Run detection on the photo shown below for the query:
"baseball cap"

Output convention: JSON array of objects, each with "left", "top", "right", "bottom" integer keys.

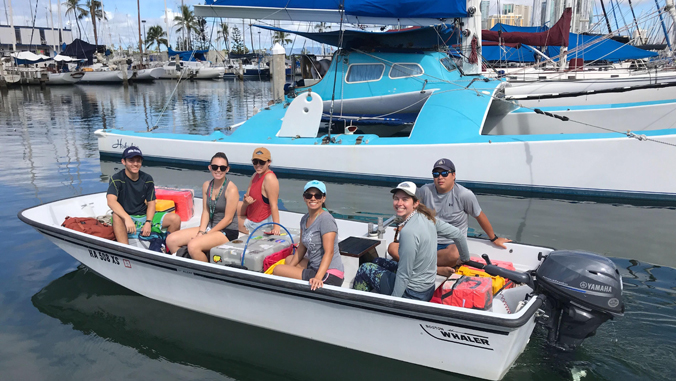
[
  {"left": 432, "top": 158, "right": 455, "bottom": 172},
  {"left": 304, "top": 180, "right": 327, "bottom": 194},
  {"left": 390, "top": 181, "right": 417, "bottom": 198},
  {"left": 252, "top": 147, "right": 271, "bottom": 161},
  {"left": 122, "top": 146, "right": 143, "bottom": 160}
]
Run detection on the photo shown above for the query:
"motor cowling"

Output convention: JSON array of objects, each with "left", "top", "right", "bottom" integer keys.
[{"left": 535, "top": 250, "right": 624, "bottom": 351}]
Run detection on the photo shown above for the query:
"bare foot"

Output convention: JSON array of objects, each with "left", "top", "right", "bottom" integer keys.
[{"left": 437, "top": 266, "right": 456, "bottom": 277}]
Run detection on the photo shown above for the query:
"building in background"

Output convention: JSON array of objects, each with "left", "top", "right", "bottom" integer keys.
[
  {"left": 0, "top": 25, "right": 74, "bottom": 56},
  {"left": 531, "top": 0, "right": 593, "bottom": 33},
  {"left": 487, "top": 14, "right": 524, "bottom": 29}
]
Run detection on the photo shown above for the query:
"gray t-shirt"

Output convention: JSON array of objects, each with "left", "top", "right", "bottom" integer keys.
[
  {"left": 300, "top": 211, "right": 344, "bottom": 273},
  {"left": 416, "top": 182, "right": 481, "bottom": 242}
]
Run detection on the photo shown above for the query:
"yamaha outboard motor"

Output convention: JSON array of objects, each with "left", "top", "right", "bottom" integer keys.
[
  {"left": 468, "top": 250, "right": 624, "bottom": 351},
  {"left": 534, "top": 250, "right": 624, "bottom": 351}
]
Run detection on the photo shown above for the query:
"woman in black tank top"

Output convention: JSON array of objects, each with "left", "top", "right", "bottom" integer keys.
[{"left": 166, "top": 153, "right": 240, "bottom": 262}]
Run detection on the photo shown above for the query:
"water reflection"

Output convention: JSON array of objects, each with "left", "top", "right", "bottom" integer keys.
[{"left": 31, "top": 266, "right": 464, "bottom": 381}]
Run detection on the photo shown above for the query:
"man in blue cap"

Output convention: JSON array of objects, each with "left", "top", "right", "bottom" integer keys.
[{"left": 106, "top": 146, "right": 181, "bottom": 244}]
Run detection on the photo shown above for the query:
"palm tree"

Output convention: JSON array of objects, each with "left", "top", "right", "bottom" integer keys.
[
  {"left": 272, "top": 31, "right": 292, "bottom": 47},
  {"left": 314, "top": 22, "right": 331, "bottom": 33},
  {"left": 62, "top": 0, "right": 89, "bottom": 39},
  {"left": 86, "top": 0, "right": 107, "bottom": 46},
  {"left": 314, "top": 22, "right": 331, "bottom": 55},
  {"left": 216, "top": 22, "right": 230, "bottom": 52},
  {"left": 173, "top": 4, "right": 197, "bottom": 50},
  {"left": 145, "top": 25, "right": 169, "bottom": 52}
]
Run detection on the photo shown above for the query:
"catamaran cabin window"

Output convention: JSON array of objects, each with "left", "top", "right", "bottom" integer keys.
[
  {"left": 440, "top": 57, "right": 458, "bottom": 72},
  {"left": 345, "top": 63, "right": 385, "bottom": 83},
  {"left": 168, "top": 62, "right": 176, "bottom": 66},
  {"left": 389, "top": 63, "right": 424, "bottom": 79}
]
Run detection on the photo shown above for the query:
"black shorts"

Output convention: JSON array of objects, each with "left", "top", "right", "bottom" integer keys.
[
  {"left": 223, "top": 229, "right": 239, "bottom": 241},
  {"left": 301, "top": 268, "right": 344, "bottom": 287}
]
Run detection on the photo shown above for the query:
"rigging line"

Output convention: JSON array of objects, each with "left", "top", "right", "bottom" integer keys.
[
  {"left": 151, "top": 47, "right": 199, "bottom": 131},
  {"left": 327, "top": 1, "right": 346, "bottom": 142},
  {"left": 497, "top": 98, "right": 676, "bottom": 148}
]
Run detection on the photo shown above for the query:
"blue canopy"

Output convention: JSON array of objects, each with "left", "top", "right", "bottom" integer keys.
[
  {"left": 481, "top": 44, "right": 537, "bottom": 62},
  {"left": 490, "top": 24, "right": 549, "bottom": 33},
  {"left": 548, "top": 33, "right": 658, "bottom": 62},
  {"left": 486, "top": 24, "right": 658, "bottom": 62},
  {"left": 198, "top": 0, "right": 467, "bottom": 24},
  {"left": 167, "top": 48, "right": 209, "bottom": 62},
  {"left": 255, "top": 24, "right": 460, "bottom": 50}
]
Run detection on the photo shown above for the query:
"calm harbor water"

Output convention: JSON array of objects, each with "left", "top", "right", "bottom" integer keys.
[{"left": 1, "top": 80, "right": 675, "bottom": 380}]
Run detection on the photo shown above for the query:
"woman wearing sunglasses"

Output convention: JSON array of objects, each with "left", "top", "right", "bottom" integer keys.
[
  {"left": 238, "top": 147, "right": 281, "bottom": 235},
  {"left": 273, "top": 180, "right": 344, "bottom": 290},
  {"left": 166, "top": 152, "right": 239, "bottom": 261},
  {"left": 353, "top": 181, "right": 469, "bottom": 301}
]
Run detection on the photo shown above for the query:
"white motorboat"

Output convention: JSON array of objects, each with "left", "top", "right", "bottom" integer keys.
[
  {"left": 80, "top": 67, "right": 125, "bottom": 83},
  {"left": 159, "top": 61, "right": 225, "bottom": 80},
  {"left": 19, "top": 192, "right": 623, "bottom": 380},
  {"left": 133, "top": 67, "right": 164, "bottom": 81}
]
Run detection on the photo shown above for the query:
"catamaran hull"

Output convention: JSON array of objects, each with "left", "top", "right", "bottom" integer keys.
[
  {"left": 95, "top": 129, "right": 676, "bottom": 201},
  {"left": 485, "top": 99, "right": 676, "bottom": 135},
  {"left": 19, "top": 193, "right": 546, "bottom": 380}
]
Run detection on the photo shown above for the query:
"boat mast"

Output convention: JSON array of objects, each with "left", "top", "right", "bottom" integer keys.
[
  {"left": 164, "top": 0, "right": 171, "bottom": 46},
  {"left": 56, "top": 0, "right": 63, "bottom": 52},
  {"left": 8, "top": 0, "right": 15, "bottom": 51},
  {"left": 462, "top": 0, "right": 482, "bottom": 75},
  {"left": 627, "top": 0, "right": 643, "bottom": 44},
  {"left": 49, "top": 0, "right": 56, "bottom": 54},
  {"left": 654, "top": 0, "right": 673, "bottom": 53},
  {"left": 137, "top": 0, "right": 143, "bottom": 54},
  {"left": 599, "top": 0, "right": 613, "bottom": 33}
]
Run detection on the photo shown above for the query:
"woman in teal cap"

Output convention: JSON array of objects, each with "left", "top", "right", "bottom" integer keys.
[{"left": 273, "top": 180, "right": 344, "bottom": 290}]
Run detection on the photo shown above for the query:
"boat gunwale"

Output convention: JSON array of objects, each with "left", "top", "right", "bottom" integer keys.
[{"left": 18, "top": 193, "right": 546, "bottom": 332}]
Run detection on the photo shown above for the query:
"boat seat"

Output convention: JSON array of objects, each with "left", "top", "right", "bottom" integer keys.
[{"left": 338, "top": 236, "right": 381, "bottom": 288}]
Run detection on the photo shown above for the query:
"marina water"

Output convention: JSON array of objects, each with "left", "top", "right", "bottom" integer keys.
[{"left": 1, "top": 80, "right": 675, "bottom": 380}]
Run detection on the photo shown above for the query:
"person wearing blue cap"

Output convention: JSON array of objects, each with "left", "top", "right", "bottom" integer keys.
[
  {"left": 106, "top": 146, "right": 181, "bottom": 244},
  {"left": 273, "top": 180, "right": 344, "bottom": 290}
]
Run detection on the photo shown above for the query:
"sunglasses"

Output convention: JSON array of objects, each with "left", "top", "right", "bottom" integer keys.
[
  {"left": 432, "top": 171, "right": 453, "bottom": 178},
  {"left": 210, "top": 164, "right": 228, "bottom": 172},
  {"left": 303, "top": 192, "right": 324, "bottom": 200},
  {"left": 252, "top": 159, "right": 268, "bottom": 166}
]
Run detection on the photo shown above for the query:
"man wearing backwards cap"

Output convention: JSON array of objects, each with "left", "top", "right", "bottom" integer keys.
[
  {"left": 415, "top": 158, "right": 511, "bottom": 274},
  {"left": 106, "top": 146, "right": 181, "bottom": 244}
]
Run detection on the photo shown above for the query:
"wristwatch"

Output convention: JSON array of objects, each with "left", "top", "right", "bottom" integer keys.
[
  {"left": 144, "top": 220, "right": 151, "bottom": 225},
  {"left": 490, "top": 235, "right": 499, "bottom": 242}
]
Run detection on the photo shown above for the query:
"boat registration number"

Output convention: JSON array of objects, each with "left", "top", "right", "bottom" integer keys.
[{"left": 88, "top": 248, "right": 121, "bottom": 266}]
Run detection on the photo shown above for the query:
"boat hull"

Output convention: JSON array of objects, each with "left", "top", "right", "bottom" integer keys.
[
  {"left": 80, "top": 71, "right": 124, "bottom": 83},
  {"left": 95, "top": 128, "right": 676, "bottom": 202},
  {"left": 134, "top": 68, "right": 163, "bottom": 81},
  {"left": 47, "top": 72, "right": 84, "bottom": 85},
  {"left": 19, "top": 193, "right": 546, "bottom": 380}
]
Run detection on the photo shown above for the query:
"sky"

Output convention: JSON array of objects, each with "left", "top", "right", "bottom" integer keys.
[{"left": 0, "top": 0, "right": 672, "bottom": 51}]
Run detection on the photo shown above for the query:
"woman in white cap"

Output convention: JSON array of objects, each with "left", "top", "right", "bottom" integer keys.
[
  {"left": 273, "top": 180, "right": 344, "bottom": 290},
  {"left": 353, "top": 181, "right": 469, "bottom": 301}
]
